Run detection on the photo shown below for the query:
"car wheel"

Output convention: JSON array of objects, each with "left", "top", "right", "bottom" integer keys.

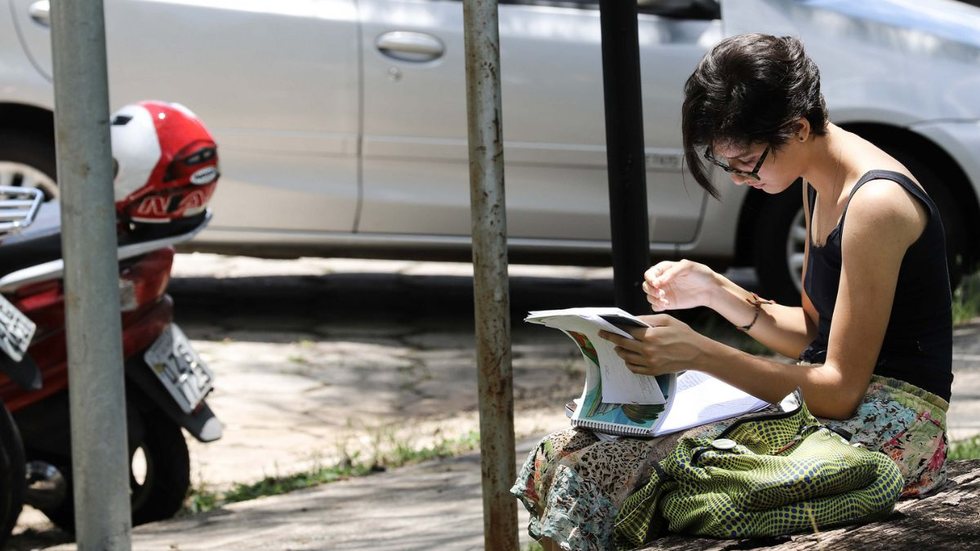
[
  {"left": 0, "top": 402, "right": 26, "bottom": 549},
  {"left": 884, "top": 150, "right": 969, "bottom": 292},
  {"left": 753, "top": 179, "right": 806, "bottom": 306},
  {"left": 38, "top": 403, "right": 190, "bottom": 530},
  {"left": 0, "top": 131, "right": 58, "bottom": 200},
  {"left": 752, "top": 154, "right": 968, "bottom": 307}
]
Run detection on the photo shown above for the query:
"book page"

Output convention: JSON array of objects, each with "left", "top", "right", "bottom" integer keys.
[
  {"left": 526, "top": 308, "right": 666, "bottom": 405},
  {"left": 653, "top": 370, "right": 768, "bottom": 436},
  {"left": 573, "top": 367, "right": 668, "bottom": 433}
]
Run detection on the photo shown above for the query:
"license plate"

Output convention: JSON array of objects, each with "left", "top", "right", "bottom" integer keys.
[
  {"left": 144, "top": 324, "right": 213, "bottom": 414},
  {"left": 0, "top": 294, "right": 36, "bottom": 362}
]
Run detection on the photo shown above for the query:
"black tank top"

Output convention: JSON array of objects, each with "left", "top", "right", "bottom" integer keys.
[{"left": 801, "top": 170, "right": 953, "bottom": 401}]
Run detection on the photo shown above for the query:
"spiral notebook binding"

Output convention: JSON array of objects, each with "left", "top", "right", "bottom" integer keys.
[{"left": 573, "top": 418, "right": 650, "bottom": 437}]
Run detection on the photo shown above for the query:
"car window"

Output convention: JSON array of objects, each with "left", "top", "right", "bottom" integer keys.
[
  {"left": 477, "top": 0, "right": 721, "bottom": 20},
  {"left": 637, "top": 0, "right": 719, "bottom": 19},
  {"left": 499, "top": 0, "right": 597, "bottom": 6}
]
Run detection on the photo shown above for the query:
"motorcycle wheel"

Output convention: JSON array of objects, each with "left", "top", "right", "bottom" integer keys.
[
  {"left": 128, "top": 409, "right": 191, "bottom": 525},
  {"left": 0, "top": 402, "right": 26, "bottom": 548},
  {"left": 38, "top": 402, "right": 191, "bottom": 530}
]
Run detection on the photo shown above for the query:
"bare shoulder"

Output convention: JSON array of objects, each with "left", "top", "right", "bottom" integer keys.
[{"left": 844, "top": 177, "right": 929, "bottom": 248}]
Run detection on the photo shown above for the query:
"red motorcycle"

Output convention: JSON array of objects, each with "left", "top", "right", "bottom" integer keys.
[{"left": 0, "top": 101, "right": 223, "bottom": 545}]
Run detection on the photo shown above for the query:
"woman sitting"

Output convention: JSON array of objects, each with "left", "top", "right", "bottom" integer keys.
[{"left": 512, "top": 33, "right": 952, "bottom": 550}]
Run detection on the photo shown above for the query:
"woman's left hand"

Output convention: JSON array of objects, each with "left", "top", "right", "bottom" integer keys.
[{"left": 599, "top": 314, "right": 711, "bottom": 376}]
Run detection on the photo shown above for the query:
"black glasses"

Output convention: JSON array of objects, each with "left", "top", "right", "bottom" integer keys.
[{"left": 703, "top": 145, "right": 770, "bottom": 181}]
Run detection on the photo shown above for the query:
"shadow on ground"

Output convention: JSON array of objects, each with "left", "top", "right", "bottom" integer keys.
[
  {"left": 168, "top": 271, "right": 616, "bottom": 326},
  {"left": 165, "top": 269, "right": 761, "bottom": 334}
]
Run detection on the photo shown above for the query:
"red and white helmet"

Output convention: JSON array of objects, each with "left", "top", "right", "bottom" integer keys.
[{"left": 111, "top": 100, "right": 219, "bottom": 224}]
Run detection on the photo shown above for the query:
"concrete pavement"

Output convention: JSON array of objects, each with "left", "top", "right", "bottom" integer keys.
[
  {"left": 9, "top": 256, "right": 980, "bottom": 550},
  {"left": 10, "top": 256, "right": 608, "bottom": 549}
]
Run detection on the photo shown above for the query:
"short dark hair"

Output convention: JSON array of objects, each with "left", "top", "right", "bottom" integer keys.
[{"left": 682, "top": 33, "right": 828, "bottom": 198}]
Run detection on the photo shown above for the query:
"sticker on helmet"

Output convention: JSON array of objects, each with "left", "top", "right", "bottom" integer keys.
[
  {"left": 178, "top": 189, "right": 209, "bottom": 213},
  {"left": 135, "top": 196, "right": 171, "bottom": 218},
  {"left": 190, "top": 166, "right": 218, "bottom": 185},
  {"left": 131, "top": 188, "right": 212, "bottom": 221}
]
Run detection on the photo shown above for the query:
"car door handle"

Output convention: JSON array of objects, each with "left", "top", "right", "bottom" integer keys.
[
  {"left": 375, "top": 31, "right": 444, "bottom": 62},
  {"left": 28, "top": 0, "right": 50, "bottom": 27}
]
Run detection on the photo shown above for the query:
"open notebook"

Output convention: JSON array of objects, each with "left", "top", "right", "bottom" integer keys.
[{"left": 528, "top": 307, "right": 768, "bottom": 438}]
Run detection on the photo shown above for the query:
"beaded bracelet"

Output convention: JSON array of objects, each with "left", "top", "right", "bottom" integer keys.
[{"left": 737, "top": 293, "right": 774, "bottom": 332}]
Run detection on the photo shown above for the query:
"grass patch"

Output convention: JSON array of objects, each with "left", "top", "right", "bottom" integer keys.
[
  {"left": 949, "top": 434, "right": 980, "bottom": 461},
  {"left": 185, "top": 430, "right": 481, "bottom": 514},
  {"left": 953, "top": 270, "right": 980, "bottom": 326}
]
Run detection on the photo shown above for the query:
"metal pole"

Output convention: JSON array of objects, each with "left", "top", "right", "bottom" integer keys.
[
  {"left": 50, "top": 0, "right": 133, "bottom": 548},
  {"left": 462, "top": 0, "right": 518, "bottom": 548},
  {"left": 599, "top": 0, "right": 651, "bottom": 314}
]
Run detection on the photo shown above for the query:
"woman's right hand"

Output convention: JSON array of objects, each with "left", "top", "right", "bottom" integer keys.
[{"left": 643, "top": 260, "right": 720, "bottom": 311}]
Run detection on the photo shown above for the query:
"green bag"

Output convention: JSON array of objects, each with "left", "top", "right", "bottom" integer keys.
[{"left": 614, "top": 395, "right": 904, "bottom": 548}]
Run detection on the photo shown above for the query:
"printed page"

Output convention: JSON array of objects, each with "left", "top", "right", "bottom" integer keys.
[
  {"left": 573, "top": 367, "right": 668, "bottom": 435},
  {"left": 654, "top": 370, "right": 768, "bottom": 436},
  {"left": 526, "top": 308, "right": 666, "bottom": 405}
]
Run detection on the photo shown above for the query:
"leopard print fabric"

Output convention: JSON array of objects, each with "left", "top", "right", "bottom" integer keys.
[{"left": 511, "top": 420, "right": 737, "bottom": 550}]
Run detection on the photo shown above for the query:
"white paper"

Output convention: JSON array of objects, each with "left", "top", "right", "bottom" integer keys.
[
  {"left": 654, "top": 370, "right": 768, "bottom": 435},
  {"left": 526, "top": 307, "right": 665, "bottom": 405}
]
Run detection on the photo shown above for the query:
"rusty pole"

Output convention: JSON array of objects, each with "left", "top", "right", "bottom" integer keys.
[{"left": 462, "top": 0, "right": 518, "bottom": 548}]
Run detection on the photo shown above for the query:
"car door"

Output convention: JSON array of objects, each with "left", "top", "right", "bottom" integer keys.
[
  {"left": 357, "top": 0, "right": 717, "bottom": 247},
  {"left": 9, "top": 0, "right": 360, "bottom": 234}
]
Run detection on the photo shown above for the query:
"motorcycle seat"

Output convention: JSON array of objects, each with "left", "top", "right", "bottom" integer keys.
[{"left": 0, "top": 203, "right": 64, "bottom": 276}]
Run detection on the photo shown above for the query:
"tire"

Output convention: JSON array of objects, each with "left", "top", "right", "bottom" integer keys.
[
  {"left": 752, "top": 150, "right": 970, "bottom": 306},
  {"left": 882, "top": 149, "right": 969, "bottom": 292},
  {"left": 128, "top": 409, "right": 191, "bottom": 525},
  {"left": 0, "top": 402, "right": 26, "bottom": 549},
  {"left": 37, "top": 402, "right": 191, "bottom": 530},
  {"left": 753, "top": 179, "right": 806, "bottom": 306},
  {"left": 0, "top": 130, "right": 58, "bottom": 200}
]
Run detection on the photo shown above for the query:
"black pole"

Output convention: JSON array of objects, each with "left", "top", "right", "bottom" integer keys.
[{"left": 598, "top": 0, "right": 650, "bottom": 315}]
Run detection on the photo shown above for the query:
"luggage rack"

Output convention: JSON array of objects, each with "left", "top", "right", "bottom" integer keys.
[{"left": 0, "top": 187, "right": 44, "bottom": 233}]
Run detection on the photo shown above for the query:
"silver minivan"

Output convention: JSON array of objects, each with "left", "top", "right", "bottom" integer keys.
[{"left": 0, "top": 0, "right": 977, "bottom": 302}]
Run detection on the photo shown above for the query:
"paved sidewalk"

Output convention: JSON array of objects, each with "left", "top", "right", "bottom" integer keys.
[
  {"left": 10, "top": 256, "right": 980, "bottom": 550},
  {"left": 41, "top": 315, "right": 980, "bottom": 551},
  {"left": 10, "top": 256, "right": 608, "bottom": 549},
  {"left": 48, "top": 441, "right": 543, "bottom": 551}
]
